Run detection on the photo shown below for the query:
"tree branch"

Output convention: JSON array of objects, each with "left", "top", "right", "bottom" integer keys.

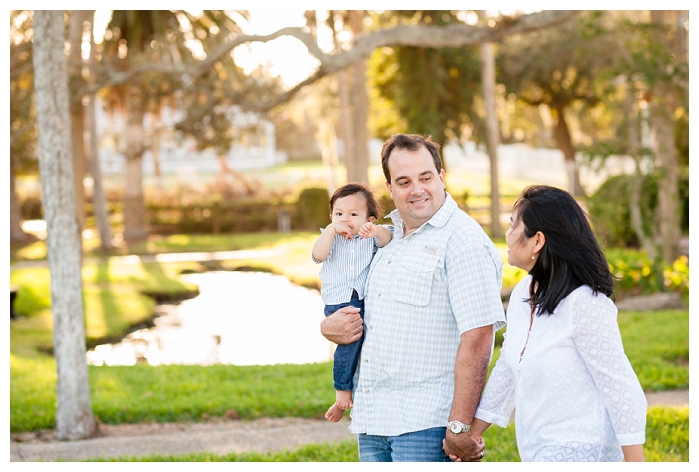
[{"left": 75, "top": 10, "right": 579, "bottom": 111}]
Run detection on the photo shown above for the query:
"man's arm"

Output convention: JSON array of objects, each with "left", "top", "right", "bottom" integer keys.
[
  {"left": 320, "top": 305, "right": 363, "bottom": 345},
  {"left": 443, "top": 325, "right": 493, "bottom": 461}
]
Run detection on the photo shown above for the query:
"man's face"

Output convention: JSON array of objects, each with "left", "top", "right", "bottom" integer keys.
[{"left": 385, "top": 145, "right": 446, "bottom": 232}]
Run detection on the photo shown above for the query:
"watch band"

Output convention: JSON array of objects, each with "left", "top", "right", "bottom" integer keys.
[{"left": 447, "top": 420, "right": 471, "bottom": 434}]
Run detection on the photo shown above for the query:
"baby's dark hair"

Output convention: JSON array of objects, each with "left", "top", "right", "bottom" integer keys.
[{"left": 329, "top": 183, "right": 382, "bottom": 220}]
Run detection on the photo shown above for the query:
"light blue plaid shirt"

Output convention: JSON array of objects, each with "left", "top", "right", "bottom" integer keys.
[{"left": 349, "top": 193, "right": 506, "bottom": 436}]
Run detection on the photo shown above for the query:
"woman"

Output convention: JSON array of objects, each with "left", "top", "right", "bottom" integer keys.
[{"left": 469, "top": 185, "right": 646, "bottom": 462}]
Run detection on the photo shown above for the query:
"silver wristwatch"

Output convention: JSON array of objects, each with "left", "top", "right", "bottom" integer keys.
[{"left": 447, "top": 420, "right": 471, "bottom": 434}]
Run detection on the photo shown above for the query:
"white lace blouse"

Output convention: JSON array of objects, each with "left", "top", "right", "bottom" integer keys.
[{"left": 475, "top": 276, "right": 647, "bottom": 462}]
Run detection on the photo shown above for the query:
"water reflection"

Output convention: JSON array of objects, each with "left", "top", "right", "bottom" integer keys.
[{"left": 87, "top": 271, "right": 333, "bottom": 367}]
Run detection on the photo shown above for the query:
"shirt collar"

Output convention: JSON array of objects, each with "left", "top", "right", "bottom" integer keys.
[{"left": 389, "top": 192, "right": 457, "bottom": 234}]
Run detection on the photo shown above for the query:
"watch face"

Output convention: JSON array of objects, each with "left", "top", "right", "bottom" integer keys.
[{"left": 450, "top": 422, "right": 461, "bottom": 433}]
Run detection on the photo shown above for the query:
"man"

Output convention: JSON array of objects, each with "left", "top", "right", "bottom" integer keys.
[{"left": 321, "top": 134, "right": 506, "bottom": 462}]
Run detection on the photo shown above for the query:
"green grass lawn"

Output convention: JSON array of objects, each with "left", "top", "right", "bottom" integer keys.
[{"left": 10, "top": 305, "right": 688, "bottom": 433}]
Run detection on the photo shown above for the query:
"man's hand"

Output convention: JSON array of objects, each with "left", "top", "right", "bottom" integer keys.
[
  {"left": 320, "top": 305, "right": 363, "bottom": 345},
  {"left": 443, "top": 432, "right": 485, "bottom": 462}
]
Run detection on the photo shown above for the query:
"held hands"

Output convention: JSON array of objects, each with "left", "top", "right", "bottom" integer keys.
[
  {"left": 443, "top": 432, "right": 485, "bottom": 462},
  {"left": 358, "top": 221, "right": 380, "bottom": 239}
]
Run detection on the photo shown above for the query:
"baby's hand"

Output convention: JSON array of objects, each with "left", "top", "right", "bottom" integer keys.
[
  {"left": 358, "top": 222, "right": 378, "bottom": 239},
  {"left": 332, "top": 222, "right": 353, "bottom": 240}
]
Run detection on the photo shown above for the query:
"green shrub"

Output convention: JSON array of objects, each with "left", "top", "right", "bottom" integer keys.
[
  {"left": 587, "top": 173, "right": 689, "bottom": 248},
  {"left": 294, "top": 188, "right": 330, "bottom": 231},
  {"left": 376, "top": 192, "right": 396, "bottom": 224},
  {"left": 146, "top": 200, "right": 285, "bottom": 235}
]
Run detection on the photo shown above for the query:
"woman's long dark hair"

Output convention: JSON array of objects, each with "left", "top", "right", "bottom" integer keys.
[{"left": 513, "top": 185, "right": 613, "bottom": 316}]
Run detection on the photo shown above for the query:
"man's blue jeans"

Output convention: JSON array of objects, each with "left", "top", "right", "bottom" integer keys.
[
  {"left": 357, "top": 427, "right": 451, "bottom": 462},
  {"left": 324, "top": 290, "right": 364, "bottom": 391}
]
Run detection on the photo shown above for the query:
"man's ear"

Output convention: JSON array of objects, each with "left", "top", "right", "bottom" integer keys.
[{"left": 385, "top": 181, "right": 393, "bottom": 197}]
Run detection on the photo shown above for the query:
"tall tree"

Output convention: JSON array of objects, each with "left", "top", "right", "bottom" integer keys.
[
  {"left": 478, "top": 11, "right": 502, "bottom": 239},
  {"left": 347, "top": 10, "right": 369, "bottom": 184},
  {"left": 370, "top": 11, "right": 483, "bottom": 149},
  {"left": 68, "top": 10, "right": 90, "bottom": 236},
  {"left": 328, "top": 10, "right": 354, "bottom": 187},
  {"left": 10, "top": 11, "right": 36, "bottom": 243},
  {"left": 102, "top": 10, "right": 190, "bottom": 242},
  {"left": 498, "top": 11, "right": 615, "bottom": 196},
  {"left": 85, "top": 10, "right": 114, "bottom": 250},
  {"left": 32, "top": 9, "right": 97, "bottom": 440},
  {"left": 647, "top": 10, "right": 684, "bottom": 263},
  {"left": 580, "top": 11, "right": 688, "bottom": 266}
]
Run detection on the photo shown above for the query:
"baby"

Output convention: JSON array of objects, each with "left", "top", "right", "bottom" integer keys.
[{"left": 312, "top": 183, "right": 393, "bottom": 422}]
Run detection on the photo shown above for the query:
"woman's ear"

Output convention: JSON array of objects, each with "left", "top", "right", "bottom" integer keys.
[{"left": 533, "top": 231, "right": 546, "bottom": 254}]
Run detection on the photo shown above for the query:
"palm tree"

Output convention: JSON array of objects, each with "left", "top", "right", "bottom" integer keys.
[
  {"left": 101, "top": 10, "right": 248, "bottom": 242},
  {"left": 101, "top": 11, "right": 191, "bottom": 242}
]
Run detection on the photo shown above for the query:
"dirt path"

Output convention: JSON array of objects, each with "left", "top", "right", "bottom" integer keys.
[{"left": 10, "top": 389, "right": 689, "bottom": 462}]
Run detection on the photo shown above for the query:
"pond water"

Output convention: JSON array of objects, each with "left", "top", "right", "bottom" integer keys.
[{"left": 86, "top": 271, "right": 333, "bottom": 367}]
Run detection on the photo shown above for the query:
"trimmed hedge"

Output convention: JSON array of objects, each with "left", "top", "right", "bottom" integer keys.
[{"left": 20, "top": 188, "right": 335, "bottom": 235}]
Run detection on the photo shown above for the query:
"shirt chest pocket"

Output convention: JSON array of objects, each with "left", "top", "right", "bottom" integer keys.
[{"left": 391, "top": 249, "right": 443, "bottom": 307}]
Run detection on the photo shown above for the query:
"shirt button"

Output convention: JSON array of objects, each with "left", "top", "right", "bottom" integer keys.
[
  {"left": 377, "top": 293, "right": 381, "bottom": 297},
  {"left": 369, "top": 326, "right": 373, "bottom": 330},
  {"left": 388, "top": 260, "right": 392, "bottom": 264}
]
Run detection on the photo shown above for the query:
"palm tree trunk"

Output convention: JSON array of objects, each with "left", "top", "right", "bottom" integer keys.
[
  {"left": 552, "top": 105, "right": 583, "bottom": 196},
  {"left": 330, "top": 11, "right": 354, "bottom": 183},
  {"left": 32, "top": 9, "right": 97, "bottom": 441},
  {"left": 348, "top": 10, "right": 369, "bottom": 184},
  {"left": 478, "top": 24, "right": 502, "bottom": 238},
  {"left": 85, "top": 10, "right": 114, "bottom": 251},
  {"left": 151, "top": 112, "right": 163, "bottom": 190},
  {"left": 649, "top": 10, "right": 681, "bottom": 264},
  {"left": 68, "top": 10, "right": 89, "bottom": 237},
  {"left": 123, "top": 86, "right": 148, "bottom": 242},
  {"left": 651, "top": 105, "right": 680, "bottom": 263}
]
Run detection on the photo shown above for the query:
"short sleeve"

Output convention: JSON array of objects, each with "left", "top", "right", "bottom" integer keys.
[
  {"left": 374, "top": 225, "right": 395, "bottom": 250},
  {"left": 446, "top": 242, "right": 505, "bottom": 333}
]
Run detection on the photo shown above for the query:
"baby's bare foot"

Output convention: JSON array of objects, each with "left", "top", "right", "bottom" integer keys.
[{"left": 325, "top": 403, "right": 345, "bottom": 422}]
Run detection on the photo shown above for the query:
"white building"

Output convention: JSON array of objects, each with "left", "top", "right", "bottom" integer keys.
[{"left": 95, "top": 100, "right": 287, "bottom": 177}]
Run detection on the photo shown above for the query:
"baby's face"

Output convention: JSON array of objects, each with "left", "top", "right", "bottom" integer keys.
[{"left": 330, "top": 194, "right": 373, "bottom": 236}]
